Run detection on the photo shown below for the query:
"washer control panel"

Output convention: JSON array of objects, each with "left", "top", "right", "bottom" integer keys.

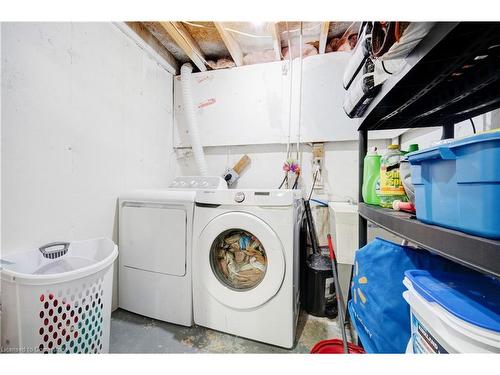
[
  {"left": 169, "top": 176, "right": 227, "bottom": 190},
  {"left": 234, "top": 192, "right": 245, "bottom": 203}
]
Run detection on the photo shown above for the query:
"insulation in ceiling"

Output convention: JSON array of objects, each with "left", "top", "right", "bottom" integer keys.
[
  {"left": 142, "top": 22, "right": 190, "bottom": 62},
  {"left": 137, "top": 21, "right": 359, "bottom": 70},
  {"left": 182, "top": 21, "right": 231, "bottom": 60}
]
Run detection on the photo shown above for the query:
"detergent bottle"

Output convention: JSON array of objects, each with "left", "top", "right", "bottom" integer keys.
[
  {"left": 402, "top": 143, "right": 419, "bottom": 155},
  {"left": 379, "top": 144, "right": 408, "bottom": 208},
  {"left": 362, "top": 147, "right": 381, "bottom": 205}
]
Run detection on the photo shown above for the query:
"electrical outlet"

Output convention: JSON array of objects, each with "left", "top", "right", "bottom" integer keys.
[
  {"left": 312, "top": 143, "right": 324, "bottom": 189},
  {"left": 312, "top": 143, "right": 324, "bottom": 158}
]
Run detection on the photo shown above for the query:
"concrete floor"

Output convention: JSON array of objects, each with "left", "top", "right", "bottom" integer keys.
[{"left": 110, "top": 308, "right": 351, "bottom": 353}]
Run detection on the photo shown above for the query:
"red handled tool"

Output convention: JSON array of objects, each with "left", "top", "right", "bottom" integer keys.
[
  {"left": 311, "top": 234, "right": 365, "bottom": 354},
  {"left": 327, "top": 234, "right": 349, "bottom": 354}
]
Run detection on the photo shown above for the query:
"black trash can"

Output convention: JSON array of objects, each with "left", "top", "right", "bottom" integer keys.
[{"left": 304, "top": 253, "right": 337, "bottom": 318}]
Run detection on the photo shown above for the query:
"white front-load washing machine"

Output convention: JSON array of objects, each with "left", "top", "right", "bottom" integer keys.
[
  {"left": 192, "top": 189, "right": 303, "bottom": 348},
  {"left": 118, "top": 176, "right": 226, "bottom": 327}
]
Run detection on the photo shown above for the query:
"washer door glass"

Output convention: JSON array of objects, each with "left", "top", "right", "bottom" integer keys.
[
  {"left": 197, "top": 211, "right": 286, "bottom": 309},
  {"left": 210, "top": 229, "right": 267, "bottom": 290}
]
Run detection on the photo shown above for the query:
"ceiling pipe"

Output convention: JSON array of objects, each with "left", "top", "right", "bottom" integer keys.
[{"left": 180, "top": 63, "right": 208, "bottom": 176}]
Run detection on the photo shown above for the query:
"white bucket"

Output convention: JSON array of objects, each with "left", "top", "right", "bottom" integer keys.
[
  {"left": 403, "top": 276, "right": 500, "bottom": 353},
  {"left": 1, "top": 238, "right": 117, "bottom": 354}
]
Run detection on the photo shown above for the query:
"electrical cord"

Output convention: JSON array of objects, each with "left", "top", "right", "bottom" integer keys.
[
  {"left": 308, "top": 170, "right": 319, "bottom": 201},
  {"left": 300, "top": 175, "right": 321, "bottom": 222},
  {"left": 285, "top": 21, "right": 293, "bottom": 159},
  {"left": 181, "top": 21, "right": 322, "bottom": 39},
  {"left": 292, "top": 173, "right": 300, "bottom": 189},
  {"left": 310, "top": 198, "right": 328, "bottom": 207},
  {"left": 278, "top": 174, "right": 287, "bottom": 189},
  {"left": 296, "top": 21, "right": 303, "bottom": 165},
  {"left": 470, "top": 118, "right": 477, "bottom": 134}
]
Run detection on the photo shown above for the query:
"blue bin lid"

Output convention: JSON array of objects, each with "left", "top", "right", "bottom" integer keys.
[
  {"left": 405, "top": 269, "right": 500, "bottom": 332},
  {"left": 407, "top": 130, "right": 500, "bottom": 163}
]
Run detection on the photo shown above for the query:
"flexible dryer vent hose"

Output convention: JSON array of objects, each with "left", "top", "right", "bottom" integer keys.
[{"left": 180, "top": 63, "right": 208, "bottom": 176}]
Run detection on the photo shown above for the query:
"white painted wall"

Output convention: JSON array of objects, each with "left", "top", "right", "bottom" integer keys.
[
  {"left": 1, "top": 22, "right": 174, "bottom": 312},
  {"left": 172, "top": 138, "right": 389, "bottom": 203},
  {"left": 171, "top": 52, "right": 399, "bottom": 201},
  {"left": 173, "top": 52, "right": 405, "bottom": 148},
  {"left": 400, "top": 115, "right": 486, "bottom": 150}
]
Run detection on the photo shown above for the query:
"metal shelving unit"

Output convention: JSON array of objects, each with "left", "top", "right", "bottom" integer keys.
[
  {"left": 357, "top": 22, "right": 500, "bottom": 278},
  {"left": 359, "top": 204, "right": 500, "bottom": 277}
]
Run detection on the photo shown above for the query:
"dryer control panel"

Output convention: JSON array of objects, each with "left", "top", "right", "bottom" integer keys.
[{"left": 169, "top": 176, "right": 227, "bottom": 190}]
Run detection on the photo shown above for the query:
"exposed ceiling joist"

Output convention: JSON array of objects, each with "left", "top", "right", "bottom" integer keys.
[
  {"left": 214, "top": 22, "right": 243, "bottom": 66},
  {"left": 117, "top": 22, "right": 179, "bottom": 74},
  {"left": 158, "top": 21, "right": 207, "bottom": 72},
  {"left": 319, "top": 22, "right": 330, "bottom": 54},
  {"left": 270, "top": 23, "right": 282, "bottom": 61}
]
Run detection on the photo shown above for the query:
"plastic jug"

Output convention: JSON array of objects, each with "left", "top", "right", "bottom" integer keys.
[
  {"left": 362, "top": 147, "right": 381, "bottom": 205},
  {"left": 379, "top": 144, "right": 407, "bottom": 208},
  {"left": 402, "top": 144, "right": 419, "bottom": 155}
]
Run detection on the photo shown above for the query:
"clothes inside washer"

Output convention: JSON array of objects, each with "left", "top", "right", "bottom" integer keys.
[{"left": 210, "top": 229, "right": 268, "bottom": 290}]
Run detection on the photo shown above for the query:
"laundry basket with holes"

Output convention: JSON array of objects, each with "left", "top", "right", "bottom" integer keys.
[{"left": 0, "top": 238, "right": 118, "bottom": 354}]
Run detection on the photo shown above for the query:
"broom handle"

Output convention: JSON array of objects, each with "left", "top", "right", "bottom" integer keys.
[
  {"left": 327, "top": 234, "right": 349, "bottom": 354},
  {"left": 304, "top": 200, "right": 321, "bottom": 255}
]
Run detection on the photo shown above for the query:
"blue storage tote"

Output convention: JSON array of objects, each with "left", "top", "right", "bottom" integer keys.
[
  {"left": 347, "top": 237, "right": 474, "bottom": 354},
  {"left": 408, "top": 131, "right": 500, "bottom": 239}
]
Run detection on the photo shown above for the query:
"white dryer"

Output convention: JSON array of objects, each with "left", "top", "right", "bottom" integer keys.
[
  {"left": 192, "top": 189, "right": 302, "bottom": 348},
  {"left": 118, "top": 176, "right": 226, "bottom": 327}
]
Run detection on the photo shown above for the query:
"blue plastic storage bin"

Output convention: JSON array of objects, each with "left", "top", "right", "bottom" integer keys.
[{"left": 408, "top": 131, "right": 500, "bottom": 239}]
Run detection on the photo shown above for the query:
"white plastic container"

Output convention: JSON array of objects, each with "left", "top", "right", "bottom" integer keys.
[
  {"left": 403, "top": 270, "right": 500, "bottom": 353},
  {"left": 1, "top": 238, "right": 117, "bottom": 354}
]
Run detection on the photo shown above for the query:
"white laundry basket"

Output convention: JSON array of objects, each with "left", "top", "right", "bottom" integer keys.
[{"left": 1, "top": 238, "right": 117, "bottom": 354}]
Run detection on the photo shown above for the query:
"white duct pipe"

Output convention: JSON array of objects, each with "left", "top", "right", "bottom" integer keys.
[{"left": 180, "top": 63, "right": 208, "bottom": 176}]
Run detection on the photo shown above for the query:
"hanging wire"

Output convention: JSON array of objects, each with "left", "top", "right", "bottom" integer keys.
[
  {"left": 308, "top": 170, "right": 319, "bottom": 201},
  {"left": 285, "top": 21, "right": 293, "bottom": 160},
  {"left": 182, "top": 21, "right": 272, "bottom": 39},
  {"left": 280, "top": 22, "right": 321, "bottom": 36},
  {"left": 181, "top": 21, "right": 322, "bottom": 39},
  {"left": 225, "top": 27, "right": 273, "bottom": 39},
  {"left": 470, "top": 118, "right": 477, "bottom": 134},
  {"left": 292, "top": 172, "right": 300, "bottom": 189},
  {"left": 278, "top": 174, "right": 287, "bottom": 189},
  {"left": 181, "top": 21, "right": 207, "bottom": 28},
  {"left": 296, "top": 21, "right": 303, "bottom": 165}
]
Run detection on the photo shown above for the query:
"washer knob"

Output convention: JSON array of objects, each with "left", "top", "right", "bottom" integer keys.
[{"left": 234, "top": 192, "right": 245, "bottom": 203}]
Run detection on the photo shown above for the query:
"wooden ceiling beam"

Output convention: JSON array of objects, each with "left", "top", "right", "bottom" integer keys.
[
  {"left": 158, "top": 21, "right": 207, "bottom": 72},
  {"left": 214, "top": 22, "right": 243, "bottom": 66},
  {"left": 270, "top": 22, "right": 282, "bottom": 61},
  {"left": 117, "top": 22, "right": 179, "bottom": 74},
  {"left": 319, "top": 21, "right": 330, "bottom": 54}
]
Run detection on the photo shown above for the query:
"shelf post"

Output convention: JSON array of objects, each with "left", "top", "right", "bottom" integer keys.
[
  {"left": 358, "top": 129, "right": 368, "bottom": 248},
  {"left": 441, "top": 123, "right": 455, "bottom": 140}
]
